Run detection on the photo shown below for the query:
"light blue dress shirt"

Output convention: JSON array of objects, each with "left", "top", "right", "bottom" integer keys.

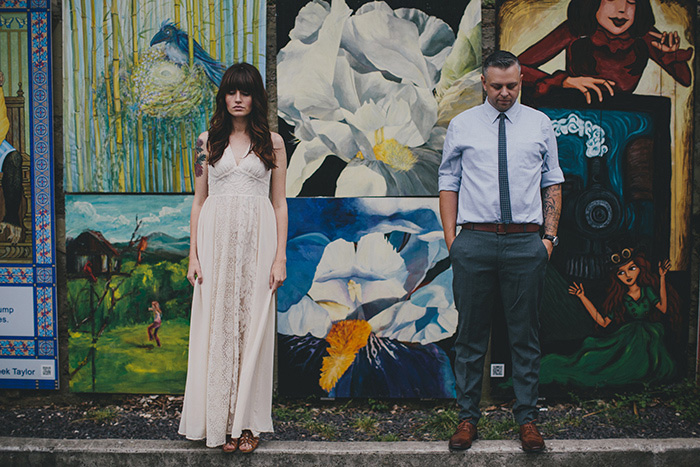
[{"left": 439, "top": 100, "right": 564, "bottom": 226}]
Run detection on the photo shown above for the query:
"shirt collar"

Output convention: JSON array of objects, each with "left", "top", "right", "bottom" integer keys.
[{"left": 483, "top": 99, "right": 521, "bottom": 124}]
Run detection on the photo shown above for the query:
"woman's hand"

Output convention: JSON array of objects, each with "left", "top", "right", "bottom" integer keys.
[
  {"left": 269, "top": 259, "right": 286, "bottom": 291},
  {"left": 563, "top": 76, "right": 615, "bottom": 104},
  {"left": 187, "top": 257, "right": 203, "bottom": 286},
  {"left": 568, "top": 282, "right": 586, "bottom": 298},
  {"left": 649, "top": 30, "right": 680, "bottom": 54},
  {"left": 658, "top": 259, "right": 671, "bottom": 277}
]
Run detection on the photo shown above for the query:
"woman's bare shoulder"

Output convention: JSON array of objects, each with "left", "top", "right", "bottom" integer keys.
[{"left": 270, "top": 131, "right": 284, "bottom": 147}]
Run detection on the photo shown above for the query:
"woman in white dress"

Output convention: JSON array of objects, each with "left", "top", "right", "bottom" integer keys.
[{"left": 179, "top": 63, "right": 287, "bottom": 453}]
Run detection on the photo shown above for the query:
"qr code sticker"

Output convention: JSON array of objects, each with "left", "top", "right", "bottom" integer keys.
[
  {"left": 41, "top": 365, "right": 53, "bottom": 377},
  {"left": 490, "top": 364, "right": 505, "bottom": 378}
]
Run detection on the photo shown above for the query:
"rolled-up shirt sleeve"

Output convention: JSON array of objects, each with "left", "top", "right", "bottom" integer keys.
[
  {"left": 439, "top": 120, "right": 462, "bottom": 192},
  {"left": 540, "top": 116, "right": 565, "bottom": 188}
]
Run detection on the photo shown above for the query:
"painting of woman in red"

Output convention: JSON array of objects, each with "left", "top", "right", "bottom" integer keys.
[{"left": 518, "top": 0, "right": 693, "bottom": 103}]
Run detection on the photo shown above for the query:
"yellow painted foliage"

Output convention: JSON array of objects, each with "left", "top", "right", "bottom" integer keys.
[{"left": 319, "top": 320, "right": 372, "bottom": 393}]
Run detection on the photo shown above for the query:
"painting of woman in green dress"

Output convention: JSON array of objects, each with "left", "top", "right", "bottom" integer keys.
[{"left": 539, "top": 248, "right": 680, "bottom": 387}]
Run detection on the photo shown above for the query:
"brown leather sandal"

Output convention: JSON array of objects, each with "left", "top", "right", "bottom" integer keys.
[
  {"left": 222, "top": 436, "right": 238, "bottom": 453},
  {"left": 238, "top": 429, "right": 259, "bottom": 453}
]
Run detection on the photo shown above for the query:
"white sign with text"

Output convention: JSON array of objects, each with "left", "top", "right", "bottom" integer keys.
[
  {"left": 0, "top": 358, "right": 55, "bottom": 380},
  {"left": 0, "top": 286, "right": 35, "bottom": 336}
]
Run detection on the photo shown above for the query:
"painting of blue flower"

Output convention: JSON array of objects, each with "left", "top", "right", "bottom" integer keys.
[{"left": 277, "top": 198, "right": 457, "bottom": 398}]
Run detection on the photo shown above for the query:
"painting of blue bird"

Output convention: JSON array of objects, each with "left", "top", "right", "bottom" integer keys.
[{"left": 150, "top": 20, "right": 226, "bottom": 87}]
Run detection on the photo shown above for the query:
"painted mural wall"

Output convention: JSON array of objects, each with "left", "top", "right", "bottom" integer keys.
[
  {"left": 64, "top": 0, "right": 267, "bottom": 393},
  {"left": 278, "top": 198, "right": 457, "bottom": 397},
  {"left": 63, "top": 0, "right": 266, "bottom": 193},
  {"left": 0, "top": 1, "right": 59, "bottom": 390},
  {"left": 276, "top": 0, "right": 481, "bottom": 398},
  {"left": 277, "top": 0, "right": 482, "bottom": 198},
  {"left": 65, "top": 195, "right": 192, "bottom": 393},
  {"left": 493, "top": 0, "right": 693, "bottom": 392}
]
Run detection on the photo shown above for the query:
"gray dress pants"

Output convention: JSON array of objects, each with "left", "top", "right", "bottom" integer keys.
[{"left": 449, "top": 228, "right": 548, "bottom": 425}]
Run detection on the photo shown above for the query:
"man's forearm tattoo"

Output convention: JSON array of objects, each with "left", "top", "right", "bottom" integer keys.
[
  {"left": 543, "top": 184, "right": 562, "bottom": 235},
  {"left": 194, "top": 138, "right": 206, "bottom": 177}
]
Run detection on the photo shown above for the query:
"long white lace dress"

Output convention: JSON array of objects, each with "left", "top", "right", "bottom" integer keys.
[{"left": 178, "top": 145, "right": 276, "bottom": 447}]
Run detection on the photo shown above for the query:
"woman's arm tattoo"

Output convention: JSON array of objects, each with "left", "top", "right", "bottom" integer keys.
[{"left": 194, "top": 138, "right": 206, "bottom": 177}]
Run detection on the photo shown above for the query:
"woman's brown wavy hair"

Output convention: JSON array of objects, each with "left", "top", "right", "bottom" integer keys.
[{"left": 207, "top": 63, "right": 276, "bottom": 169}]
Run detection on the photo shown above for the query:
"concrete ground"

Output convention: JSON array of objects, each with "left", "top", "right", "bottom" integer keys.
[{"left": 1, "top": 437, "right": 699, "bottom": 466}]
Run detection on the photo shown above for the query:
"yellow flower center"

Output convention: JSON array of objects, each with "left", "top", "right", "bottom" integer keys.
[
  {"left": 354, "top": 128, "right": 417, "bottom": 172},
  {"left": 319, "top": 320, "right": 372, "bottom": 393}
]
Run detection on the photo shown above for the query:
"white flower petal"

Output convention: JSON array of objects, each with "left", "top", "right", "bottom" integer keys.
[
  {"left": 437, "top": 69, "right": 483, "bottom": 127},
  {"left": 286, "top": 138, "right": 333, "bottom": 196},
  {"left": 395, "top": 7, "right": 455, "bottom": 70},
  {"left": 369, "top": 300, "right": 456, "bottom": 345},
  {"left": 435, "top": 0, "right": 482, "bottom": 101},
  {"left": 342, "top": 8, "right": 432, "bottom": 88},
  {"left": 289, "top": 0, "right": 331, "bottom": 43},
  {"left": 356, "top": 232, "right": 408, "bottom": 284},
  {"left": 309, "top": 279, "right": 355, "bottom": 312},
  {"left": 332, "top": 52, "right": 362, "bottom": 113},
  {"left": 308, "top": 233, "right": 409, "bottom": 307},
  {"left": 277, "top": 0, "right": 351, "bottom": 125},
  {"left": 309, "top": 119, "right": 358, "bottom": 158},
  {"left": 278, "top": 295, "right": 333, "bottom": 338},
  {"left": 336, "top": 164, "right": 387, "bottom": 197}
]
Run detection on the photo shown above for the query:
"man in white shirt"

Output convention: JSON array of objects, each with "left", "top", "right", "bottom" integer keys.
[{"left": 439, "top": 51, "right": 563, "bottom": 453}]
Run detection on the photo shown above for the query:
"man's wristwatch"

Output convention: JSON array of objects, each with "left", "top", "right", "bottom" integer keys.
[{"left": 542, "top": 234, "right": 559, "bottom": 247}]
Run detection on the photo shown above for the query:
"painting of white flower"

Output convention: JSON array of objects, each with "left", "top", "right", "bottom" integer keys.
[{"left": 277, "top": 0, "right": 482, "bottom": 197}]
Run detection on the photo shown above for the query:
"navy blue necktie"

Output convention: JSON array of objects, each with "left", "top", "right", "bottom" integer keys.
[{"left": 498, "top": 113, "right": 512, "bottom": 223}]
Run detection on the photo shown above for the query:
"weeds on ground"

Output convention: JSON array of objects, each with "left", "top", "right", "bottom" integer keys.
[
  {"left": 375, "top": 433, "right": 401, "bottom": 442},
  {"left": 421, "top": 409, "right": 458, "bottom": 440},
  {"left": 477, "top": 416, "right": 518, "bottom": 440},
  {"left": 353, "top": 415, "right": 378, "bottom": 433},
  {"left": 368, "top": 399, "right": 389, "bottom": 412},
  {"left": 303, "top": 420, "right": 338, "bottom": 440},
  {"left": 562, "top": 379, "right": 700, "bottom": 426},
  {"left": 273, "top": 405, "right": 312, "bottom": 423},
  {"left": 666, "top": 379, "right": 700, "bottom": 422},
  {"left": 540, "top": 411, "right": 583, "bottom": 436},
  {"left": 78, "top": 406, "right": 119, "bottom": 423}
]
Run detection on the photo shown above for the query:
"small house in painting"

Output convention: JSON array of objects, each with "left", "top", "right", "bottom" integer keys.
[{"left": 66, "top": 230, "right": 121, "bottom": 278}]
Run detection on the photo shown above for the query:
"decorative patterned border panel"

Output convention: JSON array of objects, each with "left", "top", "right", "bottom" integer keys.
[
  {"left": 0, "top": 2, "right": 29, "bottom": 9},
  {"left": 0, "top": 268, "right": 33, "bottom": 284},
  {"left": 0, "top": 340, "right": 35, "bottom": 357},
  {"left": 0, "top": 2, "right": 58, "bottom": 390}
]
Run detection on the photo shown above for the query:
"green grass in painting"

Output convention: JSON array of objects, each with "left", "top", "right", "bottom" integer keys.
[{"left": 69, "top": 318, "right": 189, "bottom": 393}]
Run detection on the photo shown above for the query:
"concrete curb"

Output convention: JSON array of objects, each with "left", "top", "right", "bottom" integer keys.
[{"left": 1, "top": 437, "right": 699, "bottom": 466}]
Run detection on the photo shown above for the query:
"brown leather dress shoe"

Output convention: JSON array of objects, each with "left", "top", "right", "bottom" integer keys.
[
  {"left": 519, "top": 422, "right": 545, "bottom": 452},
  {"left": 448, "top": 419, "right": 478, "bottom": 451}
]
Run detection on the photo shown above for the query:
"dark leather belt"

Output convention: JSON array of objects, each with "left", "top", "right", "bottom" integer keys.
[{"left": 460, "top": 223, "right": 540, "bottom": 234}]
